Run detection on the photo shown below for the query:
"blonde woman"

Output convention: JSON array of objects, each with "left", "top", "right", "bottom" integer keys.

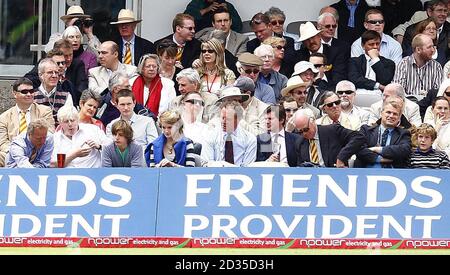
[
  {"left": 62, "top": 26, "right": 97, "bottom": 75},
  {"left": 144, "top": 110, "right": 195, "bottom": 167},
  {"left": 197, "top": 38, "right": 235, "bottom": 97}
]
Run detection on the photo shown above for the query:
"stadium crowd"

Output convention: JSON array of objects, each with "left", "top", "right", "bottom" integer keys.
[{"left": 1, "top": 0, "right": 450, "bottom": 169}]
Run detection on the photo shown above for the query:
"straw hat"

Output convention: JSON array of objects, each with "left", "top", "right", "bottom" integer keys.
[
  {"left": 60, "top": 6, "right": 90, "bottom": 21},
  {"left": 298, "top": 21, "right": 321, "bottom": 41},
  {"left": 216, "top": 87, "right": 250, "bottom": 104},
  {"left": 110, "top": 9, "right": 142, "bottom": 25},
  {"left": 281, "top": 76, "right": 310, "bottom": 97}
]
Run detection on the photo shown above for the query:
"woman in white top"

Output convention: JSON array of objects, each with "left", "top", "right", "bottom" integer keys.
[{"left": 197, "top": 38, "right": 235, "bottom": 97}]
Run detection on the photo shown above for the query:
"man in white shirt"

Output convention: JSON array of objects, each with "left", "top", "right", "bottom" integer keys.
[{"left": 51, "top": 105, "right": 110, "bottom": 168}]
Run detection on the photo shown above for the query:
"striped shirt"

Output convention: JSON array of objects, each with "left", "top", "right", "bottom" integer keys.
[
  {"left": 392, "top": 55, "right": 443, "bottom": 96},
  {"left": 146, "top": 138, "right": 195, "bottom": 168},
  {"left": 409, "top": 148, "right": 450, "bottom": 169}
]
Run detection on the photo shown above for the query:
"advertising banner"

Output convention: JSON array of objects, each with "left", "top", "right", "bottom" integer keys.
[
  {"left": 0, "top": 168, "right": 159, "bottom": 237},
  {"left": 156, "top": 168, "right": 450, "bottom": 239}
]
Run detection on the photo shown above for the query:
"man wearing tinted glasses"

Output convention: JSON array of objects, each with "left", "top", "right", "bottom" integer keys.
[
  {"left": 351, "top": 9, "right": 402, "bottom": 64},
  {"left": 336, "top": 80, "right": 370, "bottom": 125},
  {"left": 294, "top": 108, "right": 365, "bottom": 168},
  {"left": 0, "top": 78, "right": 55, "bottom": 166},
  {"left": 316, "top": 91, "right": 361, "bottom": 131}
]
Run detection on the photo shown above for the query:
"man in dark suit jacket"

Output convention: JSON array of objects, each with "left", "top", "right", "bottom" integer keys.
[
  {"left": 294, "top": 109, "right": 366, "bottom": 167},
  {"left": 111, "top": 9, "right": 156, "bottom": 67},
  {"left": 348, "top": 30, "right": 396, "bottom": 91},
  {"left": 155, "top": 13, "right": 201, "bottom": 70},
  {"left": 355, "top": 99, "right": 412, "bottom": 168},
  {"left": 331, "top": 0, "right": 370, "bottom": 44},
  {"left": 295, "top": 22, "right": 348, "bottom": 90},
  {"left": 401, "top": 0, "right": 449, "bottom": 66},
  {"left": 246, "top": 13, "right": 296, "bottom": 63},
  {"left": 256, "top": 105, "right": 300, "bottom": 167}
]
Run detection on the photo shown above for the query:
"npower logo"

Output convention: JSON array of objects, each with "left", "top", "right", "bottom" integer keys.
[
  {"left": 298, "top": 239, "right": 346, "bottom": 248},
  {"left": 87, "top": 237, "right": 133, "bottom": 246},
  {"left": 192, "top": 237, "right": 237, "bottom": 246},
  {"left": 0, "top": 237, "right": 26, "bottom": 245},
  {"left": 406, "top": 240, "right": 450, "bottom": 249}
]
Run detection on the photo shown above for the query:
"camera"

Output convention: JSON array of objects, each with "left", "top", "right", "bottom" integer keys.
[{"left": 73, "top": 18, "right": 94, "bottom": 32}]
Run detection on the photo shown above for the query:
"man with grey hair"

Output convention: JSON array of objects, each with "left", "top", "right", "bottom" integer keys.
[
  {"left": 88, "top": 41, "right": 137, "bottom": 94},
  {"left": 5, "top": 118, "right": 54, "bottom": 168},
  {"left": 336, "top": 80, "right": 370, "bottom": 125},
  {"left": 195, "top": 7, "right": 248, "bottom": 57},
  {"left": 317, "top": 12, "right": 348, "bottom": 51},
  {"left": 170, "top": 68, "right": 218, "bottom": 123},
  {"left": 294, "top": 107, "right": 365, "bottom": 167},
  {"left": 34, "top": 58, "right": 74, "bottom": 123},
  {"left": 51, "top": 105, "right": 110, "bottom": 168},
  {"left": 316, "top": 91, "right": 362, "bottom": 130},
  {"left": 368, "top": 83, "right": 422, "bottom": 127}
]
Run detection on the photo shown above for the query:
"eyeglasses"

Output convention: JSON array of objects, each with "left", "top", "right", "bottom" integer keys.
[
  {"left": 298, "top": 119, "right": 310, "bottom": 134},
  {"left": 367, "top": 20, "right": 384, "bottom": 25},
  {"left": 324, "top": 99, "right": 341, "bottom": 108},
  {"left": 55, "top": 61, "right": 66, "bottom": 66},
  {"left": 336, "top": 90, "right": 354, "bottom": 95},
  {"left": 285, "top": 108, "right": 298, "bottom": 113},
  {"left": 243, "top": 68, "right": 260, "bottom": 74},
  {"left": 273, "top": 45, "right": 285, "bottom": 50},
  {"left": 201, "top": 49, "right": 215, "bottom": 54},
  {"left": 313, "top": 63, "right": 324, "bottom": 68},
  {"left": 184, "top": 99, "right": 205, "bottom": 106},
  {"left": 44, "top": 70, "right": 59, "bottom": 76},
  {"left": 270, "top": 20, "right": 285, "bottom": 26},
  {"left": 181, "top": 26, "right": 195, "bottom": 31},
  {"left": 323, "top": 24, "right": 337, "bottom": 29},
  {"left": 16, "top": 88, "right": 35, "bottom": 95},
  {"left": 445, "top": 91, "right": 450, "bottom": 97}
]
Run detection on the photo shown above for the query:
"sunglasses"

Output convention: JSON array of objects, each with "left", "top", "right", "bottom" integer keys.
[
  {"left": 324, "top": 99, "right": 341, "bottom": 108},
  {"left": 285, "top": 108, "right": 298, "bottom": 113},
  {"left": 445, "top": 91, "right": 450, "bottom": 97},
  {"left": 184, "top": 99, "right": 205, "bottom": 106},
  {"left": 367, "top": 20, "right": 384, "bottom": 25},
  {"left": 201, "top": 49, "right": 215, "bottom": 54},
  {"left": 181, "top": 26, "right": 195, "bottom": 31},
  {"left": 56, "top": 61, "right": 66, "bottom": 66},
  {"left": 298, "top": 119, "right": 310, "bottom": 134},
  {"left": 323, "top": 24, "right": 337, "bottom": 29},
  {"left": 243, "top": 68, "right": 260, "bottom": 74},
  {"left": 336, "top": 90, "right": 354, "bottom": 95},
  {"left": 270, "top": 20, "right": 285, "bottom": 25},
  {"left": 313, "top": 64, "right": 324, "bottom": 68},
  {"left": 273, "top": 45, "right": 285, "bottom": 50},
  {"left": 16, "top": 88, "right": 35, "bottom": 95}
]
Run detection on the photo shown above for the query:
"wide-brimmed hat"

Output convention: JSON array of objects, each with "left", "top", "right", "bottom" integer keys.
[
  {"left": 292, "top": 61, "right": 319, "bottom": 77},
  {"left": 298, "top": 21, "right": 321, "bottom": 41},
  {"left": 60, "top": 6, "right": 91, "bottom": 21},
  {"left": 281, "top": 76, "right": 310, "bottom": 97},
  {"left": 110, "top": 9, "right": 142, "bottom": 25},
  {"left": 216, "top": 86, "right": 250, "bottom": 104}
]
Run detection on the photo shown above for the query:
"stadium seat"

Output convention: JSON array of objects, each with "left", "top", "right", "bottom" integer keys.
[
  {"left": 354, "top": 89, "right": 382, "bottom": 108},
  {"left": 239, "top": 19, "right": 256, "bottom": 40}
]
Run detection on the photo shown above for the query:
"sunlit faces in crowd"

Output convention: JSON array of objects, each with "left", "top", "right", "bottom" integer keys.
[
  {"left": 432, "top": 97, "right": 450, "bottom": 121},
  {"left": 14, "top": 83, "right": 35, "bottom": 106},
  {"left": 118, "top": 22, "right": 137, "bottom": 40},
  {"left": 98, "top": 41, "right": 118, "bottom": 69},
  {"left": 364, "top": 11, "right": 385, "bottom": 34},
  {"left": 381, "top": 101, "right": 402, "bottom": 128},
  {"left": 321, "top": 93, "right": 342, "bottom": 122},
  {"left": 177, "top": 19, "right": 195, "bottom": 42},
  {"left": 212, "top": 11, "right": 232, "bottom": 34}
]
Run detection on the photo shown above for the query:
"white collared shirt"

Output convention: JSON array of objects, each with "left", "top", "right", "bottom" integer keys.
[
  {"left": 271, "top": 129, "right": 287, "bottom": 164},
  {"left": 365, "top": 54, "right": 380, "bottom": 81}
]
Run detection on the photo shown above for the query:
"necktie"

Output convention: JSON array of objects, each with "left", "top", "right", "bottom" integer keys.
[
  {"left": 309, "top": 139, "right": 319, "bottom": 164},
  {"left": 381, "top": 129, "right": 389, "bottom": 147},
  {"left": 29, "top": 147, "right": 37, "bottom": 163},
  {"left": 19, "top": 111, "right": 27, "bottom": 134},
  {"left": 225, "top": 134, "right": 234, "bottom": 164},
  {"left": 124, "top": 42, "right": 132, "bottom": 65},
  {"left": 176, "top": 45, "right": 184, "bottom": 62}
]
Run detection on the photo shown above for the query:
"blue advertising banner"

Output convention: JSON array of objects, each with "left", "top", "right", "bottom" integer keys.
[
  {"left": 156, "top": 168, "right": 450, "bottom": 239},
  {"left": 0, "top": 169, "right": 159, "bottom": 237}
]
